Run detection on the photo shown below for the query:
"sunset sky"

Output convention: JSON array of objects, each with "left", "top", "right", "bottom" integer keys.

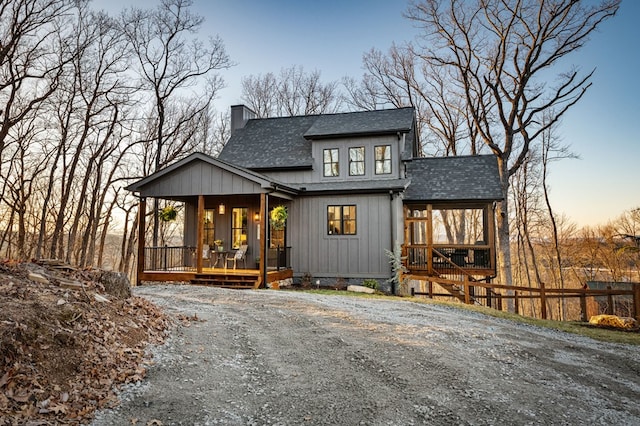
[{"left": 95, "top": 0, "right": 640, "bottom": 227}]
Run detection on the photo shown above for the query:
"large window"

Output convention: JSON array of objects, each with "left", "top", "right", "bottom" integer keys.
[
  {"left": 375, "top": 145, "right": 392, "bottom": 174},
  {"left": 323, "top": 148, "right": 339, "bottom": 176},
  {"left": 349, "top": 147, "right": 365, "bottom": 176},
  {"left": 231, "top": 207, "right": 248, "bottom": 249},
  {"left": 327, "top": 205, "right": 357, "bottom": 235}
]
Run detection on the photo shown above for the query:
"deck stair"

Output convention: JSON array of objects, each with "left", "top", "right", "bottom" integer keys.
[
  {"left": 191, "top": 272, "right": 260, "bottom": 289},
  {"left": 437, "top": 281, "right": 478, "bottom": 304}
]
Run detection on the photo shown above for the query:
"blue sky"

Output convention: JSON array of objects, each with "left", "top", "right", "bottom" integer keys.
[{"left": 96, "top": 0, "right": 639, "bottom": 228}]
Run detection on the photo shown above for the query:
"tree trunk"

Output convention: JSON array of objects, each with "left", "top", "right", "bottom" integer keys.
[{"left": 496, "top": 157, "right": 514, "bottom": 311}]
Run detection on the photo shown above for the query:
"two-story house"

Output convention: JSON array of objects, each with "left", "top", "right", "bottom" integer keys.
[{"left": 126, "top": 105, "right": 503, "bottom": 292}]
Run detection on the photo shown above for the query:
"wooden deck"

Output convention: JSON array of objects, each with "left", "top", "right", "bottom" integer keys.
[{"left": 138, "top": 267, "right": 293, "bottom": 289}]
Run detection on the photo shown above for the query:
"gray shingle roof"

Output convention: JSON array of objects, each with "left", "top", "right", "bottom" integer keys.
[
  {"left": 218, "top": 108, "right": 416, "bottom": 170},
  {"left": 404, "top": 155, "right": 503, "bottom": 202},
  {"left": 303, "top": 107, "right": 415, "bottom": 139},
  {"left": 218, "top": 115, "right": 317, "bottom": 170}
]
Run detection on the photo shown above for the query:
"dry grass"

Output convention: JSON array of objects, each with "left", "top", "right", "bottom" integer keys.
[{"left": 290, "top": 288, "right": 640, "bottom": 346}]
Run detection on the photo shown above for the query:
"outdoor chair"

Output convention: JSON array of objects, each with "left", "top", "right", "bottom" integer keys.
[
  {"left": 226, "top": 245, "right": 248, "bottom": 269},
  {"left": 202, "top": 244, "right": 211, "bottom": 268}
]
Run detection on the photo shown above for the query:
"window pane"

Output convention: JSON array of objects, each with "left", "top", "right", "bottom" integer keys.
[
  {"left": 231, "top": 207, "right": 247, "bottom": 249},
  {"left": 324, "top": 163, "right": 333, "bottom": 176},
  {"left": 375, "top": 145, "right": 391, "bottom": 174},
  {"left": 349, "top": 147, "right": 365, "bottom": 176},
  {"left": 327, "top": 205, "right": 356, "bottom": 235},
  {"left": 327, "top": 206, "right": 340, "bottom": 234},
  {"left": 343, "top": 206, "right": 356, "bottom": 235},
  {"left": 203, "top": 209, "right": 216, "bottom": 246},
  {"left": 323, "top": 148, "right": 339, "bottom": 177}
]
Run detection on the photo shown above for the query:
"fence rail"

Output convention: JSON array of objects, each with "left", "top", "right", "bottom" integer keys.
[{"left": 408, "top": 276, "right": 640, "bottom": 322}]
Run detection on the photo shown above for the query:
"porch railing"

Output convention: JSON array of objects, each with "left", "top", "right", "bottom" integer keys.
[
  {"left": 267, "top": 246, "right": 291, "bottom": 270},
  {"left": 406, "top": 244, "right": 492, "bottom": 274},
  {"left": 144, "top": 245, "right": 196, "bottom": 272},
  {"left": 144, "top": 245, "right": 292, "bottom": 272}
]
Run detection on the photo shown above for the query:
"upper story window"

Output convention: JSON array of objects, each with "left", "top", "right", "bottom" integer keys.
[
  {"left": 327, "top": 205, "right": 357, "bottom": 235},
  {"left": 349, "top": 147, "right": 365, "bottom": 176},
  {"left": 323, "top": 148, "right": 339, "bottom": 177},
  {"left": 375, "top": 145, "right": 392, "bottom": 174}
]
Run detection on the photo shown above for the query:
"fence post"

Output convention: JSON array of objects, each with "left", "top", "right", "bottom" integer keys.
[
  {"left": 540, "top": 283, "right": 547, "bottom": 320},
  {"left": 634, "top": 283, "right": 640, "bottom": 322},
  {"left": 606, "top": 285, "right": 614, "bottom": 315},
  {"left": 580, "top": 291, "right": 588, "bottom": 322},
  {"left": 464, "top": 276, "right": 471, "bottom": 304},
  {"left": 514, "top": 291, "right": 519, "bottom": 315},
  {"left": 428, "top": 281, "right": 433, "bottom": 299},
  {"left": 411, "top": 287, "right": 415, "bottom": 297}
]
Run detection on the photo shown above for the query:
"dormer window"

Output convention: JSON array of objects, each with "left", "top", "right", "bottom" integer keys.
[
  {"left": 375, "top": 145, "right": 392, "bottom": 174},
  {"left": 349, "top": 147, "right": 365, "bottom": 176},
  {"left": 323, "top": 148, "right": 339, "bottom": 177}
]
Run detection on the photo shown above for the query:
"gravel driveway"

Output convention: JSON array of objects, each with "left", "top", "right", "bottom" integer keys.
[{"left": 92, "top": 285, "right": 640, "bottom": 425}]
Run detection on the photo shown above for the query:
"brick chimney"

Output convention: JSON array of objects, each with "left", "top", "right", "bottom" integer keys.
[{"left": 230, "top": 105, "right": 256, "bottom": 135}]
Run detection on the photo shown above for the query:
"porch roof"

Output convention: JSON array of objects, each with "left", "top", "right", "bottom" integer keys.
[
  {"left": 125, "top": 152, "right": 299, "bottom": 198},
  {"left": 404, "top": 155, "right": 503, "bottom": 203}
]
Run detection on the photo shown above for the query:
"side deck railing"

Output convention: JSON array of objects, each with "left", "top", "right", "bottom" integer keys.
[
  {"left": 267, "top": 246, "right": 291, "bottom": 270},
  {"left": 405, "top": 244, "right": 493, "bottom": 275}
]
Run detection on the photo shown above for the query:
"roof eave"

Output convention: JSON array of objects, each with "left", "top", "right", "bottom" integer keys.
[{"left": 304, "top": 129, "right": 410, "bottom": 140}]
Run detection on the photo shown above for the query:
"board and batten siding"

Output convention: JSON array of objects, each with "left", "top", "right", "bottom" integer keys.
[
  {"left": 289, "top": 193, "right": 393, "bottom": 279},
  {"left": 311, "top": 134, "right": 401, "bottom": 182},
  {"left": 136, "top": 160, "right": 264, "bottom": 198},
  {"left": 262, "top": 134, "right": 403, "bottom": 186}
]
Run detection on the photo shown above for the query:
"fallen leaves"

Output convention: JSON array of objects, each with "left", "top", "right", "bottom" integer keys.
[{"left": 0, "top": 261, "right": 170, "bottom": 425}]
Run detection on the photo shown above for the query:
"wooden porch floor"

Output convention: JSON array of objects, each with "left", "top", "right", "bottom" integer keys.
[{"left": 138, "top": 267, "right": 292, "bottom": 289}]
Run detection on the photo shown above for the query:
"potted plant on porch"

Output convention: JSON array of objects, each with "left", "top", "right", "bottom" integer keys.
[
  {"left": 213, "top": 239, "right": 224, "bottom": 251},
  {"left": 270, "top": 205, "right": 287, "bottom": 230}
]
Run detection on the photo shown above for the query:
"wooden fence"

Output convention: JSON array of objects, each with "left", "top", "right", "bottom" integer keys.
[{"left": 408, "top": 276, "right": 640, "bottom": 322}]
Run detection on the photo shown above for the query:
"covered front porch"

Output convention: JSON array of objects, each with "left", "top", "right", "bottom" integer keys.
[
  {"left": 126, "top": 153, "right": 299, "bottom": 287},
  {"left": 138, "top": 243, "right": 292, "bottom": 288}
]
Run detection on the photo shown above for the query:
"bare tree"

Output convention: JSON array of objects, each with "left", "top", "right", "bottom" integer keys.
[
  {"left": 0, "top": 0, "right": 76, "bottom": 194},
  {"left": 121, "top": 0, "right": 232, "bottom": 247},
  {"left": 49, "top": 7, "right": 130, "bottom": 261},
  {"left": 343, "top": 43, "right": 487, "bottom": 158},
  {"left": 241, "top": 72, "right": 278, "bottom": 118},
  {"left": 406, "top": 0, "right": 620, "bottom": 304},
  {"left": 242, "top": 65, "right": 341, "bottom": 118}
]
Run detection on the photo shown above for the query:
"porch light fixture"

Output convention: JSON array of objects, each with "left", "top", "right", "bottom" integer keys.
[
  {"left": 218, "top": 203, "right": 225, "bottom": 215},
  {"left": 254, "top": 212, "right": 260, "bottom": 222}
]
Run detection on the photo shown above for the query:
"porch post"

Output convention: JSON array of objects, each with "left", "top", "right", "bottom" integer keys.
[
  {"left": 196, "top": 195, "right": 205, "bottom": 273},
  {"left": 260, "top": 193, "right": 268, "bottom": 287},
  {"left": 487, "top": 204, "right": 497, "bottom": 271},
  {"left": 427, "top": 204, "right": 433, "bottom": 274},
  {"left": 136, "top": 197, "right": 146, "bottom": 286}
]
